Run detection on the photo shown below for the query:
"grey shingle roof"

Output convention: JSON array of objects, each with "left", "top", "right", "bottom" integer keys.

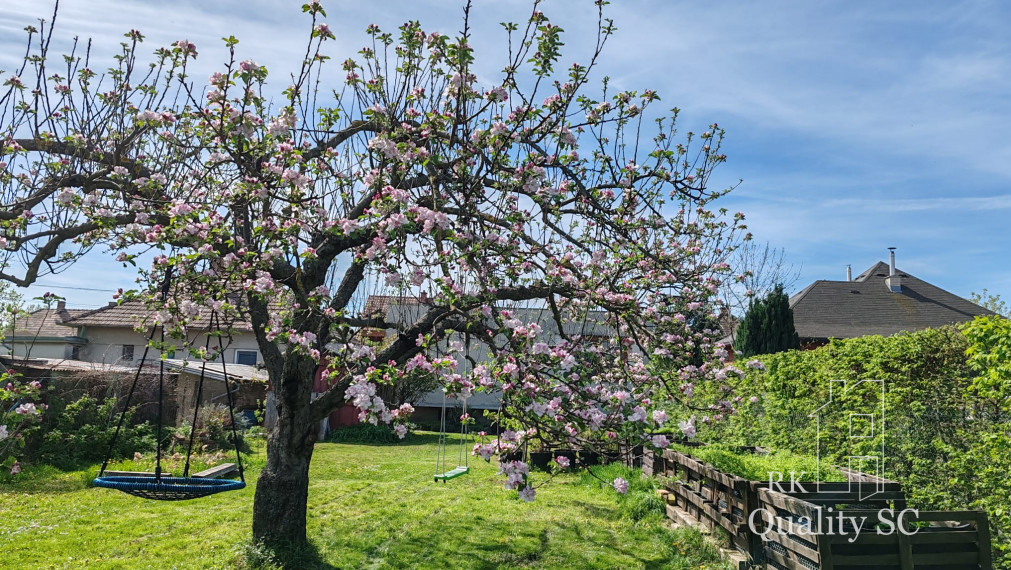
[{"left": 789, "top": 261, "right": 994, "bottom": 342}]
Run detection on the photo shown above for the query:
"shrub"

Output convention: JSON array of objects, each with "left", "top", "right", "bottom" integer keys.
[
  {"left": 325, "top": 422, "right": 401, "bottom": 444},
  {"left": 170, "top": 403, "right": 249, "bottom": 454},
  {"left": 33, "top": 394, "right": 155, "bottom": 468},
  {"left": 670, "top": 443, "right": 844, "bottom": 482},
  {"left": 710, "top": 323, "right": 1011, "bottom": 567}
]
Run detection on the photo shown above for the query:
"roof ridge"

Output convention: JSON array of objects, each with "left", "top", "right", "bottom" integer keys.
[
  {"left": 59, "top": 299, "right": 145, "bottom": 325},
  {"left": 788, "top": 280, "right": 823, "bottom": 307}
]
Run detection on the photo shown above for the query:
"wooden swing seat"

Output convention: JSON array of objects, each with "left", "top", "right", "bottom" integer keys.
[{"left": 434, "top": 466, "right": 469, "bottom": 482}]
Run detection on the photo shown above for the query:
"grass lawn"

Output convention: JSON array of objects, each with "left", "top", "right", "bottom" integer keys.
[{"left": 0, "top": 433, "right": 729, "bottom": 569}]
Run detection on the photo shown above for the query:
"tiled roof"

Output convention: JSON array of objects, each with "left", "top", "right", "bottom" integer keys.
[
  {"left": 60, "top": 300, "right": 262, "bottom": 332},
  {"left": 361, "top": 295, "right": 422, "bottom": 319},
  {"left": 5, "top": 307, "right": 89, "bottom": 340},
  {"left": 789, "top": 261, "right": 994, "bottom": 342}
]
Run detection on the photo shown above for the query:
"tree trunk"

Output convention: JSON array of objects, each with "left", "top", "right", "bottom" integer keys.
[
  {"left": 251, "top": 350, "right": 319, "bottom": 549},
  {"left": 251, "top": 421, "right": 316, "bottom": 548}
]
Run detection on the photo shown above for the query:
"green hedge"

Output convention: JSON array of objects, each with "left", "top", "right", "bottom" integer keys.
[{"left": 700, "top": 321, "right": 1010, "bottom": 567}]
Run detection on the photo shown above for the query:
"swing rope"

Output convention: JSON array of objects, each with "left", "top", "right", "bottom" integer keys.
[
  {"left": 434, "top": 391, "right": 470, "bottom": 482},
  {"left": 94, "top": 272, "right": 245, "bottom": 500}
]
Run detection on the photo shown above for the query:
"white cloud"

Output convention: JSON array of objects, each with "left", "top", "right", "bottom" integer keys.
[{"left": 3, "top": 0, "right": 1011, "bottom": 302}]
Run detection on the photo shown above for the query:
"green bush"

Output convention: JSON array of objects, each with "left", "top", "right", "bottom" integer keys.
[
  {"left": 32, "top": 395, "right": 155, "bottom": 468},
  {"left": 671, "top": 443, "right": 844, "bottom": 483},
  {"left": 170, "top": 403, "right": 250, "bottom": 454},
  {"left": 705, "top": 322, "right": 1011, "bottom": 567},
  {"left": 325, "top": 422, "right": 401, "bottom": 444}
]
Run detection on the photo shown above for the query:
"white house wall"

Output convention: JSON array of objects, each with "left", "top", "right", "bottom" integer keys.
[
  {"left": 4, "top": 341, "right": 72, "bottom": 360},
  {"left": 76, "top": 326, "right": 263, "bottom": 366}
]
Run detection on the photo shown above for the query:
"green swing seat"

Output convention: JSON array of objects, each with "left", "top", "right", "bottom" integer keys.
[{"left": 434, "top": 466, "right": 469, "bottom": 482}]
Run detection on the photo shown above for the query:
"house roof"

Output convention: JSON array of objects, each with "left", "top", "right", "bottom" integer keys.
[
  {"left": 162, "top": 359, "right": 268, "bottom": 383},
  {"left": 0, "top": 355, "right": 135, "bottom": 374},
  {"left": 59, "top": 300, "right": 261, "bottom": 332},
  {"left": 4, "top": 306, "right": 89, "bottom": 341},
  {"left": 789, "top": 261, "right": 994, "bottom": 342},
  {"left": 361, "top": 295, "right": 422, "bottom": 319}
]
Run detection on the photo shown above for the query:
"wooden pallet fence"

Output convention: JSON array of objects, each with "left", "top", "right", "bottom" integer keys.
[
  {"left": 645, "top": 447, "right": 991, "bottom": 568},
  {"left": 657, "top": 448, "right": 759, "bottom": 558},
  {"left": 752, "top": 487, "right": 992, "bottom": 570}
]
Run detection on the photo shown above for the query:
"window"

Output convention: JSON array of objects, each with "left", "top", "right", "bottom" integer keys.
[
  {"left": 122, "top": 345, "right": 134, "bottom": 361},
  {"left": 235, "top": 350, "right": 258, "bottom": 366},
  {"left": 71, "top": 345, "right": 81, "bottom": 360}
]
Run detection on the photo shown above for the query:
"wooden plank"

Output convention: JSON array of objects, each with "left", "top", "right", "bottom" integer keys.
[
  {"left": 975, "top": 510, "right": 993, "bottom": 570},
  {"left": 907, "top": 530, "right": 980, "bottom": 544},
  {"left": 757, "top": 480, "right": 904, "bottom": 494},
  {"left": 897, "top": 513, "right": 914, "bottom": 570},
  {"left": 757, "top": 526, "right": 821, "bottom": 563},
  {"left": 668, "top": 451, "right": 747, "bottom": 489},
  {"left": 192, "top": 463, "right": 237, "bottom": 479},
  {"left": 911, "top": 551, "right": 981, "bottom": 565},
  {"left": 839, "top": 466, "right": 900, "bottom": 485},
  {"left": 825, "top": 532, "right": 896, "bottom": 545},
  {"left": 762, "top": 544, "right": 816, "bottom": 570},
  {"left": 755, "top": 487, "right": 820, "bottom": 520},
  {"left": 783, "top": 491, "right": 905, "bottom": 503},
  {"left": 816, "top": 532, "right": 835, "bottom": 570},
  {"left": 828, "top": 553, "right": 901, "bottom": 565},
  {"left": 674, "top": 484, "right": 741, "bottom": 535}
]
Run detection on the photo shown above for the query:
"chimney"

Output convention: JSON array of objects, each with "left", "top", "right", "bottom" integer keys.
[
  {"left": 845, "top": 265, "right": 852, "bottom": 282},
  {"left": 57, "top": 300, "right": 66, "bottom": 311},
  {"left": 885, "top": 247, "right": 902, "bottom": 293}
]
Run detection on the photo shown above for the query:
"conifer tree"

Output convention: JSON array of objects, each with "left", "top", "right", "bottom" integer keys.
[{"left": 735, "top": 284, "right": 799, "bottom": 357}]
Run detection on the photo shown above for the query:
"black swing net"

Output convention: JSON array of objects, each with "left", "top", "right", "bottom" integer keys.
[{"left": 93, "top": 275, "right": 246, "bottom": 500}]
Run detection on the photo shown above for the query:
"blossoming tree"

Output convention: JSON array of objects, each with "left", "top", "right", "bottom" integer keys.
[{"left": 0, "top": 0, "right": 748, "bottom": 548}]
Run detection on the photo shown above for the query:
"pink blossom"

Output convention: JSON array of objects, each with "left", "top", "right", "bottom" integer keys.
[
  {"left": 679, "top": 418, "right": 696, "bottom": 439},
  {"left": 553, "top": 456, "right": 570, "bottom": 469},
  {"left": 14, "top": 403, "right": 37, "bottom": 415},
  {"left": 612, "top": 477, "right": 629, "bottom": 494},
  {"left": 174, "top": 40, "right": 197, "bottom": 56},
  {"left": 314, "top": 23, "right": 334, "bottom": 39},
  {"left": 518, "top": 486, "right": 536, "bottom": 502},
  {"left": 239, "top": 60, "right": 261, "bottom": 73}
]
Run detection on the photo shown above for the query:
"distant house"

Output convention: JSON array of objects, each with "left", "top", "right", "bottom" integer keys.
[
  {"left": 57, "top": 300, "right": 264, "bottom": 366},
  {"left": 360, "top": 295, "right": 612, "bottom": 417},
  {"left": 1, "top": 302, "right": 89, "bottom": 360},
  {"left": 789, "top": 253, "right": 994, "bottom": 348}
]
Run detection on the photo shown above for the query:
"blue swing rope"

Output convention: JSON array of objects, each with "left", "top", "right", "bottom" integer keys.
[{"left": 94, "top": 271, "right": 245, "bottom": 500}]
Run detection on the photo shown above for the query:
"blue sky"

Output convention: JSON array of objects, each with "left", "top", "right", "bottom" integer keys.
[{"left": 2, "top": 0, "right": 1009, "bottom": 308}]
